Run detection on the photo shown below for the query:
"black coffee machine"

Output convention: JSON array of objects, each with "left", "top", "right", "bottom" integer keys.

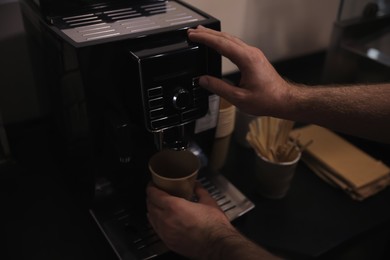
[{"left": 21, "top": 1, "right": 254, "bottom": 259}]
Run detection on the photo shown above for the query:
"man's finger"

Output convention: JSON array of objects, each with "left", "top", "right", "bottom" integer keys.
[
  {"left": 194, "top": 182, "right": 219, "bottom": 208},
  {"left": 146, "top": 183, "right": 175, "bottom": 208},
  {"left": 189, "top": 25, "right": 247, "bottom": 48},
  {"left": 188, "top": 29, "right": 250, "bottom": 70},
  {"left": 199, "top": 75, "right": 248, "bottom": 106}
]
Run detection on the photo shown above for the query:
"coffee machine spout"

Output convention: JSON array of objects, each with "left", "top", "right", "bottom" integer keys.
[{"left": 153, "top": 125, "right": 189, "bottom": 151}]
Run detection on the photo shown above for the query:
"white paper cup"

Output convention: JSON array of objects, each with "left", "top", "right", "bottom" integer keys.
[
  {"left": 215, "top": 98, "right": 236, "bottom": 138},
  {"left": 254, "top": 151, "right": 301, "bottom": 199},
  {"left": 149, "top": 149, "right": 200, "bottom": 200},
  {"left": 209, "top": 134, "right": 231, "bottom": 171}
]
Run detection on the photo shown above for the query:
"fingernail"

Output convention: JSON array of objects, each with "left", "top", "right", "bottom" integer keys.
[{"left": 199, "top": 76, "right": 208, "bottom": 87}]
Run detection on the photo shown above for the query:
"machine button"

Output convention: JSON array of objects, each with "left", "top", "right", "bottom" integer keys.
[
  {"left": 149, "top": 108, "right": 164, "bottom": 119},
  {"left": 149, "top": 97, "right": 164, "bottom": 108},
  {"left": 182, "top": 108, "right": 204, "bottom": 121},
  {"left": 148, "top": 86, "right": 163, "bottom": 98},
  {"left": 151, "top": 115, "right": 180, "bottom": 130},
  {"left": 172, "top": 88, "right": 191, "bottom": 110}
]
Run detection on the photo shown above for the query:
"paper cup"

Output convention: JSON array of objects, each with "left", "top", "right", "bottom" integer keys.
[
  {"left": 149, "top": 149, "right": 200, "bottom": 200},
  {"left": 254, "top": 151, "right": 301, "bottom": 199},
  {"left": 209, "top": 134, "right": 231, "bottom": 171},
  {"left": 215, "top": 98, "right": 236, "bottom": 138}
]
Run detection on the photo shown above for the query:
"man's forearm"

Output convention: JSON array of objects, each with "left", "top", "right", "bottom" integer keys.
[
  {"left": 284, "top": 83, "right": 390, "bottom": 143},
  {"left": 203, "top": 228, "right": 282, "bottom": 260}
]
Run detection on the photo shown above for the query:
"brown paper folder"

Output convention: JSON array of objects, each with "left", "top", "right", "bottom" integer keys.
[{"left": 290, "top": 125, "right": 390, "bottom": 200}]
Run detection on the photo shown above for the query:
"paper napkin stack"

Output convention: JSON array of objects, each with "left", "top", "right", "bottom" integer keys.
[{"left": 290, "top": 125, "right": 390, "bottom": 201}]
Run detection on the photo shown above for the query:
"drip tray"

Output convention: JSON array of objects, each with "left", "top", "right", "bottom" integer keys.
[{"left": 90, "top": 174, "right": 255, "bottom": 260}]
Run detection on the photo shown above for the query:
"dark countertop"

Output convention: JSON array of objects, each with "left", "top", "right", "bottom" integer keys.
[
  {"left": 221, "top": 134, "right": 390, "bottom": 259},
  {"left": 2, "top": 120, "right": 390, "bottom": 260}
]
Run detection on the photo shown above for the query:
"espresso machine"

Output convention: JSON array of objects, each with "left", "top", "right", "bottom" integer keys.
[{"left": 21, "top": 0, "right": 254, "bottom": 259}]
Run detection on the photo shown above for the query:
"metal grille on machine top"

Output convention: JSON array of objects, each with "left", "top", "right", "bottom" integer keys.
[{"left": 52, "top": 1, "right": 205, "bottom": 43}]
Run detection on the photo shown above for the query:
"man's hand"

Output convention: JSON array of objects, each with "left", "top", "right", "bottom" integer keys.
[
  {"left": 146, "top": 182, "right": 235, "bottom": 259},
  {"left": 188, "top": 25, "right": 291, "bottom": 117}
]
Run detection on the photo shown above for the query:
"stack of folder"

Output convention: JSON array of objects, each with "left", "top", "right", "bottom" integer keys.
[{"left": 290, "top": 125, "right": 390, "bottom": 201}]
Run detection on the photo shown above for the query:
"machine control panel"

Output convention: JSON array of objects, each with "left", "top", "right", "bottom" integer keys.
[{"left": 130, "top": 41, "right": 210, "bottom": 132}]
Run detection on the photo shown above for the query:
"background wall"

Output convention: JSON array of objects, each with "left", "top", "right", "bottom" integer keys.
[
  {"left": 0, "top": 0, "right": 40, "bottom": 125},
  {"left": 0, "top": 0, "right": 340, "bottom": 125},
  {"left": 185, "top": 0, "right": 339, "bottom": 73}
]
